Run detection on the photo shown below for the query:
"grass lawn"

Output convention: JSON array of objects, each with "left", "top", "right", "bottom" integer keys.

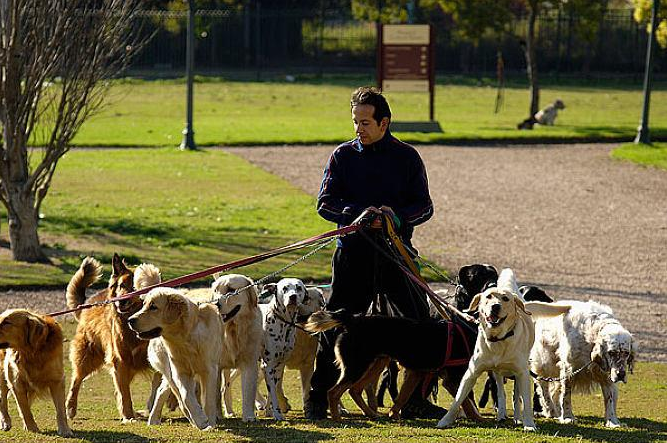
[
  {"left": 611, "top": 142, "right": 667, "bottom": 170},
  {"left": 0, "top": 148, "right": 338, "bottom": 288},
  {"left": 62, "top": 76, "right": 667, "bottom": 147},
  {"left": 0, "top": 320, "right": 664, "bottom": 442}
]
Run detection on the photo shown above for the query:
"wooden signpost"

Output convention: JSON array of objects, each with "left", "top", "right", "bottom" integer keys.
[{"left": 377, "top": 24, "right": 435, "bottom": 122}]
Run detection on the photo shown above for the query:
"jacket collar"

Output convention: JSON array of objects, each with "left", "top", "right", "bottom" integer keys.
[{"left": 353, "top": 130, "right": 393, "bottom": 153}]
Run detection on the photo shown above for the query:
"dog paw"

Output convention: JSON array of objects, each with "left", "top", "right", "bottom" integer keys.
[
  {"left": 436, "top": 417, "right": 454, "bottom": 428},
  {"left": 523, "top": 424, "right": 537, "bottom": 432},
  {"left": 134, "top": 409, "right": 149, "bottom": 418},
  {"left": 605, "top": 420, "right": 625, "bottom": 428},
  {"left": 121, "top": 417, "right": 137, "bottom": 424},
  {"left": 202, "top": 425, "right": 215, "bottom": 432},
  {"left": 66, "top": 406, "right": 77, "bottom": 420},
  {"left": 224, "top": 411, "right": 235, "bottom": 419},
  {"left": 1, "top": 420, "right": 11, "bottom": 431},
  {"left": 559, "top": 417, "right": 575, "bottom": 425},
  {"left": 58, "top": 427, "right": 74, "bottom": 438}
]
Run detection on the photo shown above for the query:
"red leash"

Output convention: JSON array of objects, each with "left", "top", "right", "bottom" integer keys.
[{"left": 46, "top": 223, "right": 362, "bottom": 318}]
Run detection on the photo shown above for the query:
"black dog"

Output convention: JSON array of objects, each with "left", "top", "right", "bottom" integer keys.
[
  {"left": 375, "top": 263, "right": 498, "bottom": 409},
  {"left": 305, "top": 310, "right": 481, "bottom": 421}
]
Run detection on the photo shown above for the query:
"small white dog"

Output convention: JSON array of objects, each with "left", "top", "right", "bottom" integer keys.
[
  {"left": 530, "top": 300, "right": 636, "bottom": 427},
  {"left": 535, "top": 99, "right": 565, "bottom": 125},
  {"left": 437, "top": 268, "right": 570, "bottom": 431}
]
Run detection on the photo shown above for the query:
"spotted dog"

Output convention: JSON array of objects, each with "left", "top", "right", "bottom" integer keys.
[{"left": 257, "top": 278, "right": 307, "bottom": 420}]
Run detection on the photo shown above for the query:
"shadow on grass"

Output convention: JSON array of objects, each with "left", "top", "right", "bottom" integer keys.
[
  {"left": 223, "top": 418, "right": 333, "bottom": 443},
  {"left": 65, "top": 429, "right": 151, "bottom": 443},
  {"left": 535, "top": 416, "right": 666, "bottom": 442}
]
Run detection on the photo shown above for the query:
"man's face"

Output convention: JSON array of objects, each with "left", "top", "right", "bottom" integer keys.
[{"left": 352, "top": 104, "right": 388, "bottom": 146}]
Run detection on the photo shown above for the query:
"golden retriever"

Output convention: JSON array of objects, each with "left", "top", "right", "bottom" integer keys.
[
  {"left": 0, "top": 309, "right": 73, "bottom": 437},
  {"left": 437, "top": 268, "right": 570, "bottom": 431},
  {"left": 65, "top": 254, "right": 161, "bottom": 422},
  {"left": 129, "top": 287, "right": 223, "bottom": 430},
  {"left": 213, "top": 274, "right": 263, "bottom": 422}
]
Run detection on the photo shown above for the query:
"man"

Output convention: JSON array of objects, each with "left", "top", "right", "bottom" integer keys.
[{"left": 305, "top": 86, "right": 443, "bottom": 419}]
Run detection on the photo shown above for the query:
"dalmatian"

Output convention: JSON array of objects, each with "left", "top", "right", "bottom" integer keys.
[{"left": 257, "top": 278, "right": 307, "bottom": 420}]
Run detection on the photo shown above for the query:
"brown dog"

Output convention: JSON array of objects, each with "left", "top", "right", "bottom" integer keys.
[
  {"left": 0, "top": 309, "right": 73, "bottom": 437},
  {"left": 65, "top": 254, "right": 161, "bottom": 422}
]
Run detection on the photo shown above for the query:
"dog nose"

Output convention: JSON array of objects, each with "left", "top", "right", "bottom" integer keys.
[
  {"left": 128, "top": 317, "right": 137, "bottom": 328},
  {"left": 491, "top": 303, "right": 502, "bottom": 314},
  {"left": 288, "top": 294, "right": 297, "bottom": 305}
]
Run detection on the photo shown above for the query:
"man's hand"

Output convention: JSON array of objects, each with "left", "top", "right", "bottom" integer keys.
[{"left": 352, "top": 206, "right": 382, "bottom": 228}]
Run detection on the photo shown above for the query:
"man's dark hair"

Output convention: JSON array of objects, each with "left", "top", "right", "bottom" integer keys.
[{"left": 350, "top": 87, "right": 391, "bottom": 125}]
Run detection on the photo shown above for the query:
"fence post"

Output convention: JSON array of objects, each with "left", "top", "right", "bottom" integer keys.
[
  {"left": 635, "top": 0, "right": 660, "bottom": 144},
  {"left": 255, "top": 0, "right": 261, "bottom": 81},
  {"left": 180, "top": 1, "right": 197, "bottom": 151}
]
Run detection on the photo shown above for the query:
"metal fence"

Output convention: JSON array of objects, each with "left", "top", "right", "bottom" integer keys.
[{"left": 130, "top": 8, "right": 665, "bottom": 77}]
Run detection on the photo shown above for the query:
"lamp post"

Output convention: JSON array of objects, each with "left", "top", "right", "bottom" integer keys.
[
  {"left": 180, "top": 0, "right": 197, "bottom": 150},
  {"left": 635, "top": 0, "right": 660, "bottom": 145}
]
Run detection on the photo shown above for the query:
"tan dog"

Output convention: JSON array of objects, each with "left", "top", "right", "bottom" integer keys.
[
  {"left": 437, "top": 269, "right": 570, "bottom": 431},
  {"left": 66, "top": 254, "right": 161, "bottom": 422},
  {"left": 213, "top": 274, "right": 263, "bottom": 422},
  {"left": 0, "top": 310, "right": 73, "bottom": 437},
  {"left": 129, "top": 288, "right": 223, "bottom": 430}
]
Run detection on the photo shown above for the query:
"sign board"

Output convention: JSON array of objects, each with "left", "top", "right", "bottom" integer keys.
[{"left": 377, "top": 24, "right": 435, "bottom": 121}]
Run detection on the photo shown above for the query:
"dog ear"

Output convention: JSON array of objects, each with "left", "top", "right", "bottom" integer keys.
[
  {"left": 25, "top": 315, "right": 49, "bottom": 349},
  {"left": 112, "top": 253, "right": 129, "bottom": 277},
  {"left": 514, "top": 295, "right": 531, "bottom": 315},
  {"left": 592, "top": 340, "right": 609, "bottom": 371},
  {"left": 466, "top": 293, "right": 481, "bottom": 313},
  {"left": 628, "top": 338, "right": 638, "bottom": 374},
  {"left": 164, "top": 295, "right": 187, "bottom": 324},
  {"left": 259, "top": 283, "right": 277, "bottom": 302}
]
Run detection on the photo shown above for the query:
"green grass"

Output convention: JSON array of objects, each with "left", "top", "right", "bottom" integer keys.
[
  {"left": 0, "top": 148, "right": 337, "bottom": 287},
  {"left": 61, "top": 77, "right": 667, "bottom": 147},
  {"left": 612, "top": 142, "right": 667, "bottom": 170},
  {"left": 0, "top": 321, "right": 664, "bottom": 442}
]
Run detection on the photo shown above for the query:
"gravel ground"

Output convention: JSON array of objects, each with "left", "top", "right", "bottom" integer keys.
[
  {"left": 225, "top": 143, "right": 667, "bottom": 363},
  {"left": 1, "top": 143, "right": 665, "bottom": 363}
]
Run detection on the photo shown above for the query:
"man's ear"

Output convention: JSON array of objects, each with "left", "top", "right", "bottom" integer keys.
[
  {"left": 380, "top": 117, "right": 390, "bottom": 132},
  {"left": 466, "top": 293, "right": 481, "bottom": 313}
]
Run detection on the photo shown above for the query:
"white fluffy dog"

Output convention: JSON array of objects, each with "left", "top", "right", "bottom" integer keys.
[
  {"left": 437, "top": 269, "right": 570, "bottom": 431},
  {"left": 530, "top": 300, "right": 636, "bottom": 428}
]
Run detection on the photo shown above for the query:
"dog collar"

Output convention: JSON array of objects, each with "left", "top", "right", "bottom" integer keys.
[{"left": 488, "top": 328, "right": 515, "bottom": 342}]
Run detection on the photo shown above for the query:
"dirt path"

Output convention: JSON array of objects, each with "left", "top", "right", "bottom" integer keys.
[{"left": 225, "top": 143, "right": 667, "bottom": 362}]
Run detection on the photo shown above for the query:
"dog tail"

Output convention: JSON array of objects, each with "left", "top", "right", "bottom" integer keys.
[
  {"left": 525, "top": 301, "right": 570, "bottom": 318},
  {"left": 134, "top": 263, "right": 162, "bottom": 290},
  {"left": 304, "top": 309, "right": 351, "bottom": 333},
  {"left": 66, "top": 257, "right": 103, "bottom": 321}
]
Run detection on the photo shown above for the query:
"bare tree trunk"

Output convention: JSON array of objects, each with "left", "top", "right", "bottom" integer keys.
[
  {"left": 0, "top": 1, "right": 147, "bottom": 263},
  {"left": 524, "top": 1, "right": 540, "bottom": 118},
  {"left": 6, "top": 192, "right": 45, "bottom": 262}
]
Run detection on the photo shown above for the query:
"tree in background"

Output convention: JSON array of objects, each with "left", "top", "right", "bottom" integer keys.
[
  {"left": 634, "top": 0, "right": 666, "bottom": 47},
  {"left": 0, "top": 0, "right": 146, "bottom": 262}
]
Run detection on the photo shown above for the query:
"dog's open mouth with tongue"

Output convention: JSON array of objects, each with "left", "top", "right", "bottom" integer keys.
[{"left": 485, "top": 313, "right": 506, "bottom": 328}]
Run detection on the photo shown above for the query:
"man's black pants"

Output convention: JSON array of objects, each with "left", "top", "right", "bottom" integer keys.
[{"left": 308, "top": 234, "right": 430, "bottom": 408}]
